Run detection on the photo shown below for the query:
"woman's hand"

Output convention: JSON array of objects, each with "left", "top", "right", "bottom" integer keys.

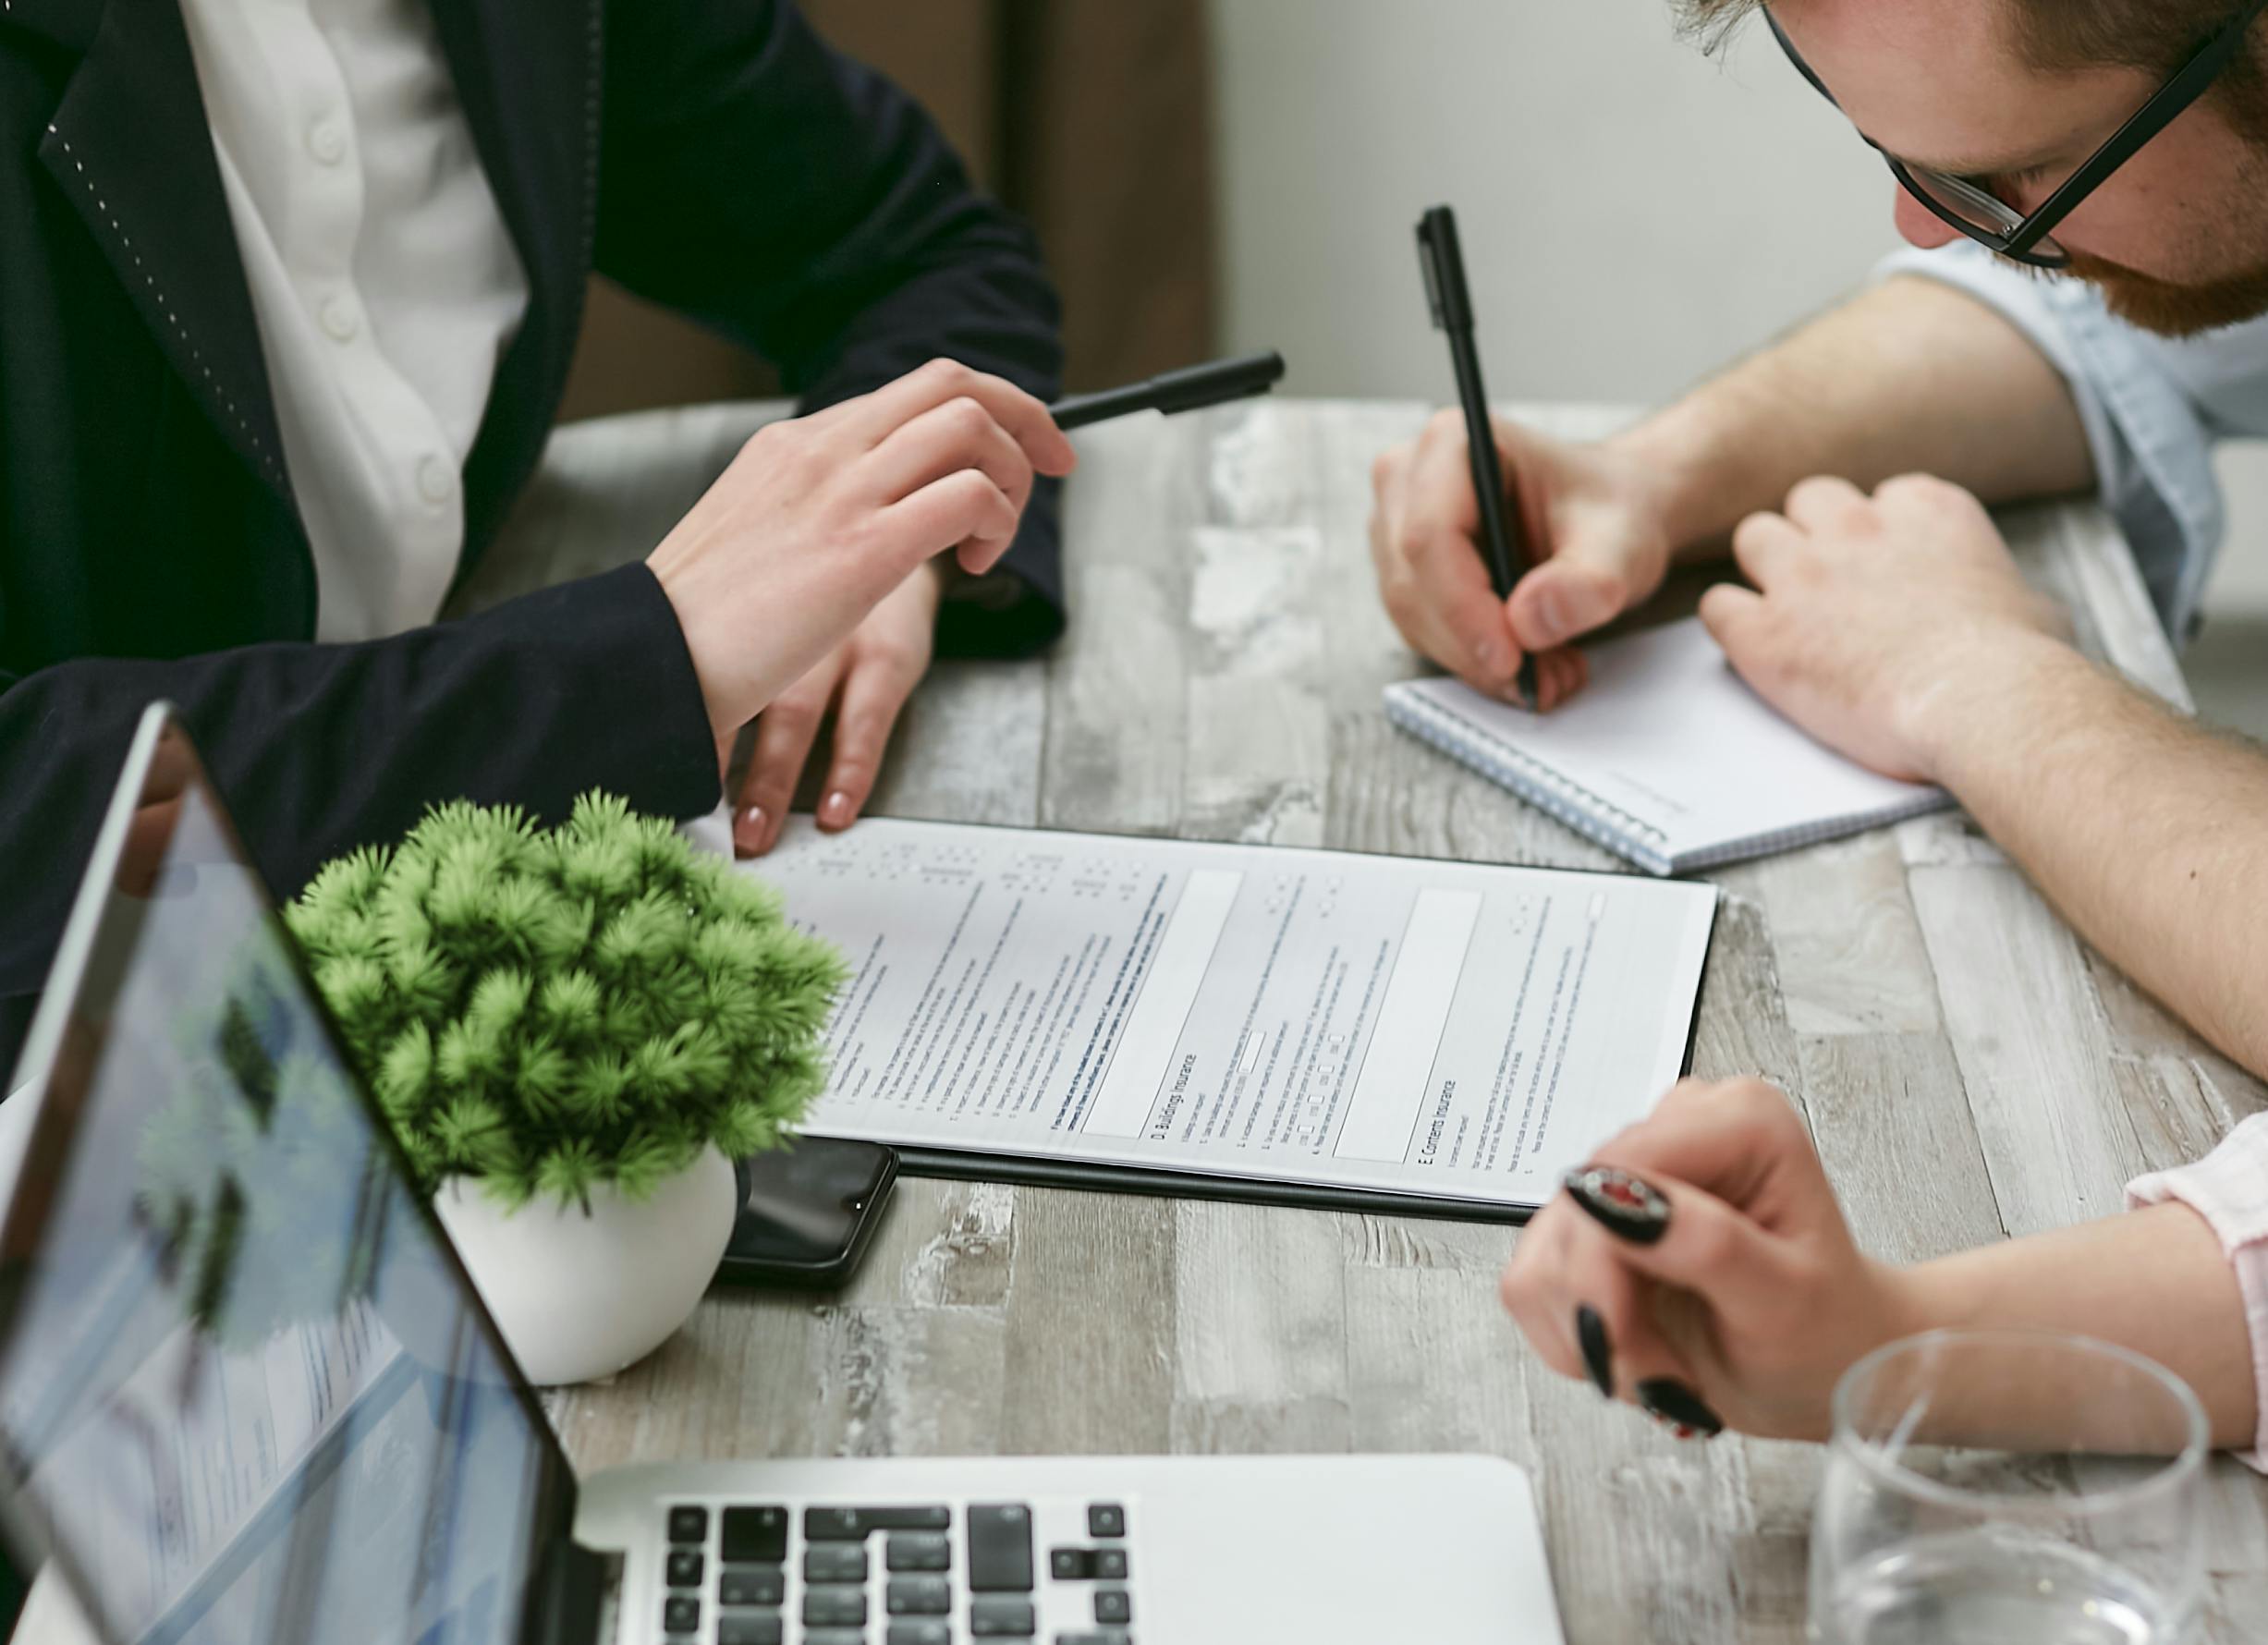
[
  {"left": 648, "top": 358, "right": 1076, "bottom": 754},
  {"left": 730, "top": 561, "right": 945, "bottom": 856},
  {"left": 1369, "top": 412, "right": 1681, "bottom": 709},
  {"left": 1500, "top": 1077, "right": 1929, "bottom": 1441}
]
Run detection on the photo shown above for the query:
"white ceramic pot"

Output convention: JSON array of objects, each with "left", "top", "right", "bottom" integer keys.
[{"left": 433, "top": 1146, "right": 738, "bottom": 1386}]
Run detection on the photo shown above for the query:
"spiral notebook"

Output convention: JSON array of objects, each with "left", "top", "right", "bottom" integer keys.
[{"left": 1384, "top": 617, "right": 1952, "bottom": 875}]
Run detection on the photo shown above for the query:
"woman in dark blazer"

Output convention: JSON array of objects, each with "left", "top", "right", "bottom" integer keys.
[{"left": 0, "top": 0, "right": 1071, "bottom": 1072}]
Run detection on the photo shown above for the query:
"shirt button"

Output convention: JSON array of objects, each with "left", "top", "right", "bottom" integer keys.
[
  {"left": 308, "top": 118, "right": 347, "bottom": 165},
  {"left": 319, "top": 294, "right": 360, "bottom": 343},
  {"left": 417, "top": 456, "right": 455, "bottom": 505}
]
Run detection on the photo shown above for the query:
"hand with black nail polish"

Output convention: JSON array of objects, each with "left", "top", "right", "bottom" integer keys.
[
  {"left": 1637, "top": 1378, "right": 1724, "bottom": 1438},
  {"left": 1564, "top": 1164, "right": 1674, "bottom": 1245},
  {"left": 1499, "top": 1077, "right": 1928, "bottom": 1444},
  {"left": 1576, "top": 1304, "right": 1616, "bottom": 1399}
]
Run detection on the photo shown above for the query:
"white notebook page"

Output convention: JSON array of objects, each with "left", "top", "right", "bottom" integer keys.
[{"left": 1395, "top": 617, "right": 1941, "bottom": 860}]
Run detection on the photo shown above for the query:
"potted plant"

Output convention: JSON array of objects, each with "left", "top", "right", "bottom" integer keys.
[{"left": 285, "top": 793, "right": 846, "bottom": 1384}]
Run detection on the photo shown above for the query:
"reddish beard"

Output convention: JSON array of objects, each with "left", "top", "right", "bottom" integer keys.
[{"left": 2055, "top": 245, "right": 2268, "bottom": 335}]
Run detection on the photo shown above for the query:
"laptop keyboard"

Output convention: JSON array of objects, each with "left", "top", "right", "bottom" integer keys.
[{"left": 660, "top": 1497, "right": 1140, "bottom": 1644}]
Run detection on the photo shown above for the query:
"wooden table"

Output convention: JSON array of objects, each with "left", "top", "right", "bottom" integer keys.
[{"left": 469, "top": 398, "right": 2268, "bottom": 1644}]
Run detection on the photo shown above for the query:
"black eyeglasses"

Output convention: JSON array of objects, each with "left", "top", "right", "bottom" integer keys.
[{"left": 1766, "top": 0, "right": 2268, "bottom": 269}]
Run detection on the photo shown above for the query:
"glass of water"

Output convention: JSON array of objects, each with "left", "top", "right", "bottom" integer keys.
[{"left": 1809, "top": 1328, "right": 2208, "bottom": 1644}]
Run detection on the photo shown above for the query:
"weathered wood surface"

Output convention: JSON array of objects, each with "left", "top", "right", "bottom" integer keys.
[{"left": 484, "top": 399, "right": 2268, "bottom": 1643}]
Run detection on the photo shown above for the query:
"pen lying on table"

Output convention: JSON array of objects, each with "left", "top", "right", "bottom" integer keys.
[{"left": 1049, "top": 350, "right": 1286, "bottom": 430}]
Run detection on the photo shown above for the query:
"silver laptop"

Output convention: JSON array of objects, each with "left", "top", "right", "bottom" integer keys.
[{"left": 0, "top": 705, "right": 1564, "bottom": 1645}]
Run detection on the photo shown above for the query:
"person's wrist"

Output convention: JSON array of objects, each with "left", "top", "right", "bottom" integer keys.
[
  {"left": 1901, "top": 627, "right": 2091, "bottom": 790},
  {"left": 1774, "top": 1259, "right": 1945, "bottom": 1441},
  {"left": 1603, "top": 403, "right": 1742, "bottom": 555},
  {"left": 1880, "top": 1254, "right": 1973, "bottom": 1343},
  {"left": 646, "top": 550, "right": 749, "bottom": 756}
]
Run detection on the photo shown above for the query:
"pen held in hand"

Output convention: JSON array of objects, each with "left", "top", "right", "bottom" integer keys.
[
  {"left": 1049, "top": 350, "right": 1286, "bottom": 432},
  {"left": 1416, "top": 203, "right": 1540, "bottom": 707}
]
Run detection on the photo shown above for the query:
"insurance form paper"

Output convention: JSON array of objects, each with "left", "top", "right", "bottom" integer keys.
[{"left": 738, "top": 817, "right": 1716, "bottom": 1212}]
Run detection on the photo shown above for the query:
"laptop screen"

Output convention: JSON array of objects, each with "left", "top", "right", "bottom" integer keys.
[{"left": 0, "top": 717, "right": 569, "bottom": 1644}]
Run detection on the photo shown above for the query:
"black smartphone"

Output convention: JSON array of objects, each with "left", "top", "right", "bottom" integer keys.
[{"left": 712, "top": 1136, "right": 899, "bottom": 1288}]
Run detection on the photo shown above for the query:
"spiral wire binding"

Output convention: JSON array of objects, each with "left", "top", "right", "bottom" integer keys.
[{"left": 1384, "top": 687, "right": 1674, "bottom": 874}]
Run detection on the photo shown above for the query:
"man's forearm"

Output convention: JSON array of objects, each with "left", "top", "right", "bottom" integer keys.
[
  {"left": 1612, "top": 276, "right": 2096, "bottom": 553},
  {"left": 1928, "top": 638, "right": 2268, "bottom": 1079},
  {"left": 1906, "top": 1202, "right": 2257, "bottom": 1451}
]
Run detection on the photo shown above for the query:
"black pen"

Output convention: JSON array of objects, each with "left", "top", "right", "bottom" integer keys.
[
  {"left": 1415, "top": 205, "right": 1537, "bottom": 706},
  {"left": 1050, "top": 351, "right": 1286, "bottom": 431}
]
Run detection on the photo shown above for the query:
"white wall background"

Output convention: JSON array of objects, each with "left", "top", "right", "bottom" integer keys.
[{"left": 1208, "top": 0, "right": 2268, "bottom": 621}]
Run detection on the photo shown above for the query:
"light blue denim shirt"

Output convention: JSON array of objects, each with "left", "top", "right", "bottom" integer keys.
[{"left": 1880, "top": 241, "right": 2268, "bottom": 640}]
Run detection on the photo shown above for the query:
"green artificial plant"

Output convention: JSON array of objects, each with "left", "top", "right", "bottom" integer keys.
[{"left": 285, "top": 793, "right": 846, "bottom": 1210}]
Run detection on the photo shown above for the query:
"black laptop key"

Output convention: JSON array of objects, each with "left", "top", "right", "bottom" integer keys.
[
  {"left": 667, "top": 1505, "right": 710, "bottom": 1544},
  {"left": 967, "top": 1503, "right": 1034, "bottom": 1591},
  {"left": 665, "top": 1548, "right": 704, "bottom": 1588},
  {"left": 802, "top": 1632, "right": 864, "bottom": 1645},
  {"left": 886, "top": 1623, "right": 952, "bottom": 1645},
  {"left": 803, "top": 1587, "right": 869, "bottom": 1627},
  {"left": 969, "top": 1595, "right": 1037, "bottom": 1637},
  {"left": 1094, "top": 1589, "right": 1132, "bottom": 1625},
  {"left": 887, "top": 1575, "right": 951, "bottom": 1615},
  {"left": 804, "top": 1543, "right": 868, "bottom": 1583},
  {"left": 887, "top": 1529, "right": 952, "bottom": 1571},
  {"left": 1094, "top": 1546, "right": 1128, "bottom": 1580},
  {"left": 1050, "top": 1547, "right": 1096, "bottom": 1580},
  {"left": 806, "top": 1504, "right": 953, "bottom": 1539},
  {"left": 717, "top": 1565, "right": 786, "bottom": 1607},
  {"left": 721, "top": 1505, "right": 790, "bottom": 1563},
  {"left": 1057, "top": 1634, "right": 1132, "bottom": 1645},
  {"left": 1086, "top": 1503, "right": 1126, "bottom": 1539},
  {"left": 662, "top": 1594, "right": 700, "bottom": 1635},
  {"left": 716, "top": 1616, "right": 783, "bottom": 1645}
]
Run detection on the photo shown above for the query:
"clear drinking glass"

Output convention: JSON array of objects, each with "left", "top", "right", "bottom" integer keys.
[{"left": 1809, "top": 1329, "right": 2208, "bottom": 1645}]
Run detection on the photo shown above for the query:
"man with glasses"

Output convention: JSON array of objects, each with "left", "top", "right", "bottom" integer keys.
[
  {"left": 1429, "top": 0, "right": 2268, "bottom": 1469},
  {"left": 1372, "top": 0, "right": 2268, "bottom": 1086}
]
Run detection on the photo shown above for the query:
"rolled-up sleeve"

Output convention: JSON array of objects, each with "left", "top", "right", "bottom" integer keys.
[
  {"left": 2127, "top": 1111, "right": 2268, "bottom": 1470},
  {"left": 1873, "top": 242, "right": 2268, "bottom": 639}
]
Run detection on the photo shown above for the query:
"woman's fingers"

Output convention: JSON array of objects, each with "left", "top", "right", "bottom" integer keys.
[
  {"left": 877, "top": 469, "right": 1019, "bottom": 575},
  {"left": 862, "top": 395, "right": 1037, "bottom": 522},
  {"left": 649, "top": 359, "right": 1069, "bottom": 748},
  {"left": 840, "top": 357, "right": 1076, "bottom": 477},
  {"left": 1594, "top": 1076, "right": 1830, "bottom": 1241},
  {"left": 1560, "top": 1159, "right": 1799, "bottom": 1328},
  {"left": 1559, "top": 1223, "right": 1722, "bottom": 1436},
  {"left": 1507, "top": 1198, "right": 1723, "bottom": 1436},
  {"left": 1500, "top": 1215, "right": 1586, "bottom": 1383},
  {"left": 1505, "top": 1078, "right": 1887, "bottom": 1443},
  {"left": 816, "top": 633, "right": 928, "bottom": 833},
  {"left": 735, "top": 661, "right": 841, "bottom": 857}
]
